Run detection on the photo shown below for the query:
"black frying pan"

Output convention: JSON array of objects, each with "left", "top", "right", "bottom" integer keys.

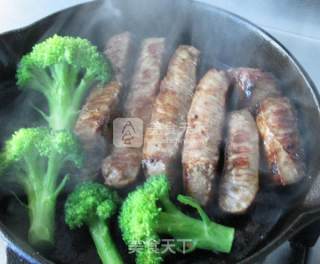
[{"left": 1, "top": 0, "right": 320, "bottom": 263}]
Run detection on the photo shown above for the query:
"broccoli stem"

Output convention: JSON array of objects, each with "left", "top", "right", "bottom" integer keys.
[
  {"left": 47, "top": 66, "right": 95, "bottom": 131},
  {"left": 155, "top": 199, "right": 234, "bottom": 254},
  {"left": 89, "top": 218, "right": 123, "bottom": 264},
  {"left": 48, "top": 80, "right": 92, "bottom": 130},
  {"left": 48, "top": 82, "right": 75, "bottom": 131},
  {"left": 33, "top": 65, "right": 97, "bottom": 131},
  {"left": 28, "top": 191, "right": 56, "bottom": 248},
  {"left": 45, "top": 153, "right": 62, "bottom": 192},
  {"left": 27, "top": 152, "right": 66, "bottom": 248}
]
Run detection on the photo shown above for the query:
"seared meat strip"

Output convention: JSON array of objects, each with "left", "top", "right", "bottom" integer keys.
[
  {"left": 256, "top": 97, "right": 305, "bottom": 185},
  {"left": 219, "top": 110, "right": 259, "bottom": 214},
  {"left": 124, "top": 38, "right": 165, "bottom": 120},
  {"left": 142, "top": 45, "right": 200, "bottom": 190},
  {"left": 104, "top": 32, "right": 132, "bottom": 84},
  {"left": 74, "top": 32, "right": 132, "bottom": 177},
  {"left": 75, "top": 81, "right": 121, "bottom": 151},
  {"left": 102, "top": 38, "right": 165, "bottom": 188},
  {"left": 228, "top": 67, "right": 280, "bottom": 111},
  {"left": 182, "top": 69, "right": 230, "bottom": 206}
]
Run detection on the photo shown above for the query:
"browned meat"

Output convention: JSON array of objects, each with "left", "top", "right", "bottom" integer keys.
[
  {"left": 219, "top": 110, "right": 259, "bottom": 214},
  {"left": 256, "top": 97, "right": 305, "bottom": 185},
  {"left": 142, "top": 45, "right": 200, "bottom": 190},
  {"left": 124, "top": 38, "right": 166, "bottom": 121},
  {"left": 74, "top": 32, "right": 132, "bottom": 178},
  {"left": 102, "top": 38, "right": 165, "bottom": 188},
  {"left": 228, "top": 67, "right": 280, "bottom": 111},
  {"left": 102, "top": 148, "right": 142, "bottom": 187},
  {"left": 75, "top": 81, "right": 121, "bottom": 150},
  {"left": 182, "top": 69, "right": 230, "bottom": 206},
  {"left": 104, "top": 31, "right": 132, "bottom": 84}
]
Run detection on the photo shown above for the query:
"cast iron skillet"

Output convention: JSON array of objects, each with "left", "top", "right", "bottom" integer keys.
[{"left": 1, "top": 0, "right": 320, "bottom": 263}]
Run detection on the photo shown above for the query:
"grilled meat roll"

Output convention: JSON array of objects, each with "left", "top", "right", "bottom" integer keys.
[
  {"left": 256, "top": 97, "right": 305, "bottom": 185},
  {"left": 228, "top": 67, "right": 280, "bottom": 112},
  {"left": 102, "top": 37, "right": 165, "bottom": 188},
  {"left": 75, "top": 81, "right": 121, "bottom": 151},
  {"left": 182, "top": 69, "right": 230, "bottom": 206},
  {"left": 104, "top": 31, "right": 132, "bottom": 84},
  {"left": 142, "top": 45, "right": 200, "bottom": 191},
  {"left": 219, "top": 109, "right": 259, "bottom": 214},
  {"left": 75, "top": 32, "right": 132, "bottom": 177}
]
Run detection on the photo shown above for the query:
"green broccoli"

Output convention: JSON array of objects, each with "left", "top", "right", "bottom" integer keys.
[
  {"left": 119, "top": 175, "right": 235, "bottom": 264},
  {"left": 1, "top": 127, "right": 83, "bottom": 248},
  {"left": 65, "top": 182, "right": 123, "bottom": 264},
  {"left": 16, "top": 35, "right": 111, "bottom": 131}
]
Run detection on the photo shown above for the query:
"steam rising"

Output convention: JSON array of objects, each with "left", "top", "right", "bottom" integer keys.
[{"left": 0, "top": 0, "right": 319, "bottom": 263}]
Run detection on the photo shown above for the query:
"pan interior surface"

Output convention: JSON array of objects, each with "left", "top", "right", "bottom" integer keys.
[{"left": 0, "top": 1, "right": 319, "bottom": 263}]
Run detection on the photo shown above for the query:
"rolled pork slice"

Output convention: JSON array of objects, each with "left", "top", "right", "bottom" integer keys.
[
  {"left": 75, "top": 81, "right": 121, "bottom": 151},
  {"left": 256, "top": 97, "right": 305, "bottom": 186},
  {"left": 74, "top": 32, "right": 132, "bottom": 177},
  {"left": 219, "top": 110, "right": 259, "bottom": 214},
  {"left": 104, "top": 31, "right": 132, "bottom": 84},
  {"left": 182, "top": 69, "right": 230, "bottom": 206},
  {"left": 102, "top": 38, "right": 165, "bottom": 188},
  {"left": 228, "top": 67, "right": 280, "bottom": 112},
  {"left": 142, "top": 45, "right": 200, "bottom": 190}
]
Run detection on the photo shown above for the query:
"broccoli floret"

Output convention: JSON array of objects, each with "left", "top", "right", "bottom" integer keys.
[
  {"left": 16, "top": 35, "right": 111, "bottom": 130},
  {"left": 119, "top": 175, "right": 235, "bottom": 264},
  {"left": 65, "top": 182, "right": 123, "bottom": 264},
  {"left": 1, "top": 127, "right": 83, "bottom": 248}
]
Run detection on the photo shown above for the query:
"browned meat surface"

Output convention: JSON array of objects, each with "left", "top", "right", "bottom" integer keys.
[
  {"left": 102, "top": 148, "right": 142, "bottom": 188},
  {"left": 75, "top": 81, "right": 121, "bottom": 149},
  {"left": 124, "top": 38, "right": 165, "bottom": 120},
  {"left": 256, "top": 97, "right": 305, "bottom": 185},
  {"left": 219, "top": 110, "right": 259, "bottom": 214},
  {"left": 104, "top": 31, "right": 132, "bottom": 84},
  {"left": 182, "top": 69, "right": 230, "bottom": 206},
  {"left": 74, "top": 32, "right": 132, "bottom": 178},
  {"left": 228, "top": 67, "right": 280, "bottom": 111},
  {"left": 102, "top": 38, "right": 165, "bottom": 188},
  {"left": 142, "top": 45, "right": 200, "bottom": 190}
]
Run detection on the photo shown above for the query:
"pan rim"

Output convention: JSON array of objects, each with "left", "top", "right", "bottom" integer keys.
[{"left": 1, "top": 0, "right": 320, "bottom": 263}]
